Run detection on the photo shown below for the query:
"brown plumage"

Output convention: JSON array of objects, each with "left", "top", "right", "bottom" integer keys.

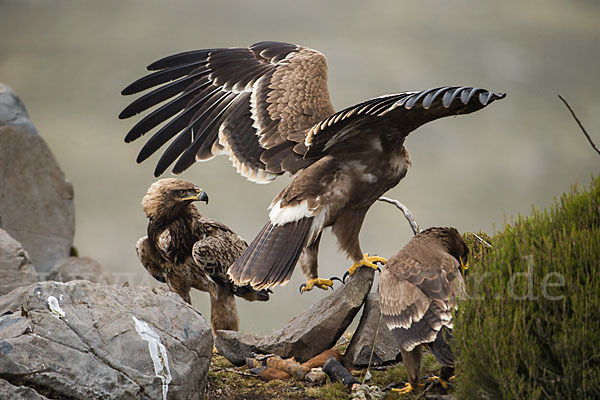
[
  {"left": 378, "top": 227, "right": 469, "bottom": 393},
  {"left": 120, "top": 41, "right": 504, "bottom": 291},
  {"left": 136, "top": 178, "right": 269, "bottom": 332}
]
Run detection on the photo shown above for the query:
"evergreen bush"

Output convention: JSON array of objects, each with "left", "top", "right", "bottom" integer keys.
[{"left": 455, "top": 176, "right": 600, "bottom": 399}]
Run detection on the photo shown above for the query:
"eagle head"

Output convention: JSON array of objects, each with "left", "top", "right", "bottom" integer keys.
[
  {"left": 441, "top": 227, "right": 469, "bottom": 274},
  {"left": 141, "top": 178, "right": 209, "bottom": 219},
  {"left": 422, "top": 227, "right": 469, "bottom": 274}
]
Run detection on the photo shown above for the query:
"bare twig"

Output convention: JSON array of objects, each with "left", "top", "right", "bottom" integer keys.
[
  {"left": 414, "top": 379, "right": 435, "bottom": 400},
  {"left": 470, "top": 232, "right": 492, "bottom": 248},
  {"left": 377, "top": 197, "right": 420, "bottom": 235},
  {"left": 361, "top": 311, "right": 383, "bottom": 385},
  {"left": 558, "top": 94, "right": 600, "bottom": 157}
]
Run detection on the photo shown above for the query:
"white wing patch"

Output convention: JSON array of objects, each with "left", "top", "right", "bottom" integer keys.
[{"left": 268, "top": 199, "right": 315, "bottom": 226}]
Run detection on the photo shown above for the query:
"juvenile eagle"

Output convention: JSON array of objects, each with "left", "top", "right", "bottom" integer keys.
[
  {"left": 120, "top": 41, "right": 504, "bottom": 292},
  {"left": 378, "top": 227, "right": 468, "bottom": 394},
  {"left": 136, "top": 178, "right": 269, "bottom": 332}
]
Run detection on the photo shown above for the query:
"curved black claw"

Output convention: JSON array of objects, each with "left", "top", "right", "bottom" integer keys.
[
  {"left": 299, "top": 283, "right": 307, "bottom": 294},
  {"left": 342, "top": 271, "right": 350, "bottom": 284},
  {"left": 330, "top": 276, "right": 343, "bottom": 285}
]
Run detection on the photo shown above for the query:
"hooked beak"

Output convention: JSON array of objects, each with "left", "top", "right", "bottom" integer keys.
[
  {"left": 182, "top": 189, "right": 209, "bottom": 204},
  {"left": 197, "top": 189, "right": 209, "bottom": 204},
  {"left": 459, "top": 256, "right": 469, "bottom": 274}
]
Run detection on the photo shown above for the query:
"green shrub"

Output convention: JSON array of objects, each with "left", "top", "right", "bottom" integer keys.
[{"left": 455, "top": 176, "right": 600, "bottom": 399}]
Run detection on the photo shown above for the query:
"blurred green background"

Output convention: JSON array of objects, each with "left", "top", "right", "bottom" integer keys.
[{"left": 1, "top": 0, "right": 598, "bottom": 334}]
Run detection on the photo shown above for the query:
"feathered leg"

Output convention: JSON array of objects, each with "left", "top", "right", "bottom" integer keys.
[
  {"left": 298, "top": 233, "right": 339, "bottom": 293},
  {"left": 332, "top": 210, "right": 386, "bottom": 281},
  {"left": 393, "top": 346, "right": 424, "bottom": 394},
  {"left": 209, "top": 284, "right": 240, "bottom": 332}
]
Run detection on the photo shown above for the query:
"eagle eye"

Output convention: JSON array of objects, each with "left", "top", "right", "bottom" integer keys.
[{"left": 177, "top": 189, "right": 187, "bottom": 197}]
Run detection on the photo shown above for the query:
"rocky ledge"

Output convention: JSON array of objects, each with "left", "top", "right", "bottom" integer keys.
[{"left": 0, "top": 281, "right": 213, "bottom": 400}]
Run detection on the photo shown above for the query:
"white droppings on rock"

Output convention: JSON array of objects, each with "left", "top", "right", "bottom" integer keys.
[
  {"left": 47, "top": 296, "right": 65, "bottom": 319},
  {"left": 132, "top": 316, "right": 172, "bottom": 400}
]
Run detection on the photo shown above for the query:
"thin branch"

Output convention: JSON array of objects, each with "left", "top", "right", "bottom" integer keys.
[
  {"left": 361, "top": 312, "right": 383, "bottom": 385},
  {"left": 377, "top": 197, "right": 420, "bottom": 235},
  {"left": 470, "top": 232, "right": 493, "bottom": 248},
  {"left": 558, "top": 94, "right": 600, "bottom": 157}
]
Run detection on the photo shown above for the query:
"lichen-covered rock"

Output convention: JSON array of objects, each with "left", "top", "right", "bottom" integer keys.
[
  {"left": 0, "top": 229, "right": 38, "bottom": 296},
  {"left": 0, "top": 281, "right": 213, "bottom": 399},
  {"left": 343, "top": 293, "right": 402, "bottom": 367},
  {"left": 216, "top": 267, "right": 374, "bottom": 365},
  {"left": 0, "top": 83, "right": 75, "bottom": 273},
  {"left": 46, "top": 256, "right": 115, "bottom": 284}
]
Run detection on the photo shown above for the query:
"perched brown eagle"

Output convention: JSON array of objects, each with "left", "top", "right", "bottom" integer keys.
[
  {"left": 136, "top": 178, "right": 269, "bottom": 332},
  {"left": 378, "top": 227, "right": 468, "bottom": 394},
  {"left": 120, "top": 41, "right": 503, "bottom": 292}
]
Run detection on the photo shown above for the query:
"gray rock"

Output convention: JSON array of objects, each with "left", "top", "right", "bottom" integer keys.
[
  {"left": 216, "top": 267, "right": 374, "bottom": 365},
  {"left": 0, "top": 379, "right": 50, "bottom": 400},
  {"left": 0, "top": 229, "right": 39, "bottom": 296},
  {"left": 46, "top": 256, "right": 115, "bottom": 284},
  {"left": 0, "top": 280, "right": 213, "bottom": 399},
  {"left": 343, "top": 293, "right": 402, "bottom": 367},
  {"left": 0, "top": 83, "right": 75, "bottom": 273}
]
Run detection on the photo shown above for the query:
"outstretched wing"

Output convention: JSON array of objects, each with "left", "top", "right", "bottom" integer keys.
[
  {"left": 378, "top": 251, "right": 465, "bottom": 352},
  {"left": 302, "top": 87, "right": 505, "bottom": 157},
  {"left": 120, "top": 41, "right": 335, "bottom": 180},
  {"left": 136, "top": 236, "right": 166, "bottom": 283}
]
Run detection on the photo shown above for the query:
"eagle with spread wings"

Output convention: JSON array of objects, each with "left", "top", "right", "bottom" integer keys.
[
  {"left": 120, "top": 41, "right": 503, "bottom": 292},
  {"left": 379, "top": 227, "right": 468, "bottom": 394},
  {"left": 136, "top": 178, "right": 269, "bottom": 332}
]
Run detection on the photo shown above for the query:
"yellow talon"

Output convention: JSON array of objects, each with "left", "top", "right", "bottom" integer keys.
[
  {"left": 391, "top": 383, "right": 414, "bottom": 394},
  {"left": 299, "top": 278, "right": 334, "bottom": 293},
  {"left": 391, "top": 382, "right": 423, "bottom": 394},
  {"left": 347, "top": 253, "right": 387, "bottom": 276},
  {"left": 426, "top": 375, "right": 450, "bottom": 389}
]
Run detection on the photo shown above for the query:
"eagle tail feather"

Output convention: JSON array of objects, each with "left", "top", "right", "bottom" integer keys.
[{"left": 228, "top": 217, "right": 313, "bottom": 290}]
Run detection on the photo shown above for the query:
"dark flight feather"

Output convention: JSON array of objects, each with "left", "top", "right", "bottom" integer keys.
[
  {"left": 146, "top": 49, "right": 215, "bottom": 70},
  {"left": 120, "top": 61, "right": 208, "bottom": 97},
  {"left": 122, "top": 42, "right": 503, "bottom": 295},
  {"left": 230, "top": 218, "right": 312, "bottom": 290},
  {"left": 121, "top": 41, "right": 334, "bottom": 179}
]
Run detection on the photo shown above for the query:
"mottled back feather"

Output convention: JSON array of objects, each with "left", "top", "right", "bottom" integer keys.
[{"left": 379, "top": 227, "right": 467, "bottom": 356}]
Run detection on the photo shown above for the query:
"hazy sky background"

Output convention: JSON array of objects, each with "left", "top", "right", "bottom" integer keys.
[{"left": 2, "top": 0, "right": 599, "bottom": 333}]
